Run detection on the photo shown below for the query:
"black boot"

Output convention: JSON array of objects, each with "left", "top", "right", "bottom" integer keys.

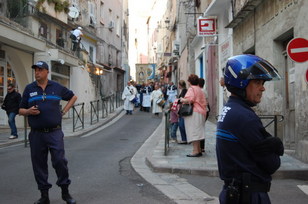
[
  {"left": 34, "top": 190, "right": 50, "bottom": 204},
  {"left": 61, "top": 186, "right": 76, "bottom": 204}
]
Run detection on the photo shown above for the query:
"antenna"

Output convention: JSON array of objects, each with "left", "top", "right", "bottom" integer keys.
[{"left": 68, "top": 7, "right": 79, "bottom": 19}]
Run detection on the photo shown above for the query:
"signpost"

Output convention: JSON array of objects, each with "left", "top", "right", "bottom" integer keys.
[
  {"left": 287, "top": 38, "right": 308, "bottom": 63},
  {"left": 197, "top": 17, "right": 216, "bottom": 36}
]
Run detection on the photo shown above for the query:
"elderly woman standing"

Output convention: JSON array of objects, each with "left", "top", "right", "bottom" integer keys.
[
  {"left": 179, "top": 74, "right": 207, "bottom": 157},
  {"left": 150, "top": 84, "right": 164, "bottom": 116}
]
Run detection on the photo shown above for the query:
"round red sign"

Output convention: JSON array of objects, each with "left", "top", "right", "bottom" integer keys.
[{"left": 287, "top": 38, "right": 308, "bottom": 63}]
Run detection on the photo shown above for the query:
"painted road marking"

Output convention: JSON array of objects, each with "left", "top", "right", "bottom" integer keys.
[{"left": 297, "top": 185, "right": 308, "bottom": 195}]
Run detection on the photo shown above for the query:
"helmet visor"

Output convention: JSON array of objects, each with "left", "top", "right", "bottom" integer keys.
[{"left": 245, "top": 60, "right": 281, "bottom": 81}]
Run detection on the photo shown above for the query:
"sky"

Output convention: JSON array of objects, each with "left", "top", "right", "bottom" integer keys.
[{"left": 128, "top": 0, "right": 166, "bottom": 80}]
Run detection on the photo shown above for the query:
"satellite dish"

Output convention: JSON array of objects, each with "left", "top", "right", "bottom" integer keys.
[{"left": 68, "top": 7, "right": 79, "bottom": 19}]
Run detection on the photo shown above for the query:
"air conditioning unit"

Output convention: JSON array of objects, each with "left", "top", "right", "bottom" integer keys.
[{"left": 108, "top": 21, "right": 115, "bottom": 29}]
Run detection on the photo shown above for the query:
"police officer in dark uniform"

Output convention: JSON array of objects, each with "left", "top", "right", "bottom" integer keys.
[
  {"left": 19, "top": 61, "right": 77, "bottom": 204},
  {"left": 216, "top": 55, "right": 284, "bottom": 204}
]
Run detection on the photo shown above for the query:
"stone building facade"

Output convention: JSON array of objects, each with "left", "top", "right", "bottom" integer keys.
[
  {"left": 0, "top": 0, "right": 128, "bottom": 127},
  {"left": 151, "top": 0, "right": 308, "bottom": 162}
]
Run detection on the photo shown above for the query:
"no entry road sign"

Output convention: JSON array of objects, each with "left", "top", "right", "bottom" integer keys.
[{"left": 287, "top": 38, "right": 308, "bottom": 63}]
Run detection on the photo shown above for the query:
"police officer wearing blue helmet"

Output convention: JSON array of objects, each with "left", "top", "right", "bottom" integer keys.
[
  {"left": 216, "top": 55, "right": 284, "bottom": 204},
  {"left": 19, "top": 61, "right": 77, "bottom": 204}
]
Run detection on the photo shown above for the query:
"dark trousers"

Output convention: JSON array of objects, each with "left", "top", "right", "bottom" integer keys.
[
  {"left": 29, "top": 129, "right": 71, "bottom": 190},
  {"left": 7, "top": 112, "right": 18, "bottom": 136},
  {"left": 178, "top": 117, "right": 187, "bottom": 142},
  {"left": 219, "top": 187, "right": 271, "bottom": 204}
]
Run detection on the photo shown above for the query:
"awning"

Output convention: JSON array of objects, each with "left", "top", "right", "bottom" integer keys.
[
  {"left": 225, "top": 0, "right": 263, "bottom": 28},
  {"left": 0, "top": 23, "right": 46, "bottom": 52},
  {"left": 204, "top": 0, "right": 230, "bottom": 16}
]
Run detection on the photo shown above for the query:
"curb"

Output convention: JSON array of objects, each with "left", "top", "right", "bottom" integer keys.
[{"left": 144, "top": 119, "right": 308, "bottom": 180}]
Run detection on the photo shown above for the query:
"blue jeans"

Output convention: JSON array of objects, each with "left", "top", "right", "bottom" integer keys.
[
  {"left": 170, "top": 122, "right": 178, "bottom": 140},
  {"left": 178, "top": 117, "right": 187, "bottom": 142},
  {"left": 7, "top": 112, "right": 18, "bottom": 136}
]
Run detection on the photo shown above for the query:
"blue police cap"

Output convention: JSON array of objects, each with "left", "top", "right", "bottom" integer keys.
[{"left": 31, "top": 61, "right": 49, "bottom": 70}]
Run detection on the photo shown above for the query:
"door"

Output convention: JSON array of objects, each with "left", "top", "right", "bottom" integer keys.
[
  {"left": 0, "top": 61, "right": 18, "bottom": 125},
  {"left": 283, "top": 52, "right": 296, "bottom": 149},
  {"left": 0, "top": 61, "right": 7, "bottom": 125}
]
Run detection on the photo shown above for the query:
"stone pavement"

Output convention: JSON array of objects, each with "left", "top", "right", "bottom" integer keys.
[{"left": 144, "top": 117, "right": 308, "bottom": 180}]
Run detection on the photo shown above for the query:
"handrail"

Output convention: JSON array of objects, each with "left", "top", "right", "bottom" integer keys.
[
  {"left": 90, "top": 100, "right": 99, "bottom": 125},
  {"left": 109, "top": 94, "right": 115, "bottom": 113},
  {"left": 164, "top": 110, "right": 170, "bottom": 156},
  {"left": 72, "top": 103, "right": 84, "bottom": 132},
  {"left": 101, "top": 96, "right": 109, "bottom": 118},
  {"left": 215, "top": 114, "right": 284, "bottom": 137},
  {"left": 259, "top": 115, "right": 284, "bottom": 137}
]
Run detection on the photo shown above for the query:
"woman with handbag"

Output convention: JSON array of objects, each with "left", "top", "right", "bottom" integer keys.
[{"left": 179, "top": 74, "right": 207, "bottom": 157}]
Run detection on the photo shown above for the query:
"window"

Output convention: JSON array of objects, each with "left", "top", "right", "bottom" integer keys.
[
  {"left": 100, "top": 2, "right": 104, "bottom": 25},
  {"left": 88, "top": 2, "right": 96, "bottom": 27},
  {"left": 39, "top": 22, "right": 47, "bottom": 38},
  {"left": 51, "top": 62, "right": 70, "bottom": 88},
  {"left": 56, "top": 29, "right": 64, "bottom": 47},
  {"left": 89, "top": 46, "right": 94, "bottom": 62},
  {"left": 116, "top": 16, "right": 120, "bottom": 36}
]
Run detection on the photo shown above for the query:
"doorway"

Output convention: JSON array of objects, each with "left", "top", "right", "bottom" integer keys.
[{"left": 0, "top": 61, "right": 18, "bottom": 125}]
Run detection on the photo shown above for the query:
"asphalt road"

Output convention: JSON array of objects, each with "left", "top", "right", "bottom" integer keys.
[{"left": 0, "top": 111, "right": 175, "bottom": 204}]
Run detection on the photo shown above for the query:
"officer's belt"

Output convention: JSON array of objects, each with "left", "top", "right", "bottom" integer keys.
[
  {"left": 32, "top": 125, "right": 61, "bottom": 133},
  {"left": 224, "top": 181, "right": 271, "bottom": 192}
]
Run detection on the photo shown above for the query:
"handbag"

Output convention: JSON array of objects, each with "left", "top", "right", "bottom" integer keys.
[{"left": 178, "top": 103, "right": 193, "bottom": 116}]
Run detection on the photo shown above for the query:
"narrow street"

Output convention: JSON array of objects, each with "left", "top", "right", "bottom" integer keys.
[{"left": 0, "top": 111, "right": 174, "bottom": 204}]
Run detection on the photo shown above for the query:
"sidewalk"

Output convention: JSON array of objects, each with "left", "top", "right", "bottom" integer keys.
[
  {"left": 145, "top": 117, "right": 308, "bottom": 180},
  {"left": 0, "top": 107, "right": 124, "bottom": 148}
]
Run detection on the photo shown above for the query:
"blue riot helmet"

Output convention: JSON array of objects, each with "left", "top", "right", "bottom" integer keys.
[{"left": 224, "top": 54, "right": 281, "bottom": 100}]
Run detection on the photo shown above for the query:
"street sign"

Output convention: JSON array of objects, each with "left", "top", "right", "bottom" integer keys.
[
  {"left": 197, "top": 17, "right": 216, "bottom": 36},
  {"left": 287, "top": 38, "right": 308, "bottom": 63}
]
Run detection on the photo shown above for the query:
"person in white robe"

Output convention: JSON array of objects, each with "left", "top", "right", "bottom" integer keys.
[
  {"left": 122, "top": 81, "right": 136, "bottom": 115},
  {"left": 150, "top": 84, "right": 163, "bottom": 116},
  {"left": 142, "top": 83, "right": 152, "bottom": 112}
]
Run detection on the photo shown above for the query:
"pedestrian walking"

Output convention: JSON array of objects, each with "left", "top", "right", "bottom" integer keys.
[
  {"left": 19, "top": 61, "right": 77, "bottom": 204},
  {"left": 150, "top": 84, "right": 164, "bottom": 116},
  {"left": 179, "top": 74, "right": 207, "bottom": 157},
  {"left": 122, "top": 81, "right": 136, "bottom": 115},
  {"left": 141, "top": 82, "right": 152, "bottom": 112},
  {"left": 1, "top": 83, "right": 21, "bottom": 139},
  {"left": 216, "top": 54, "right": 284, "bottom": 204}
]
